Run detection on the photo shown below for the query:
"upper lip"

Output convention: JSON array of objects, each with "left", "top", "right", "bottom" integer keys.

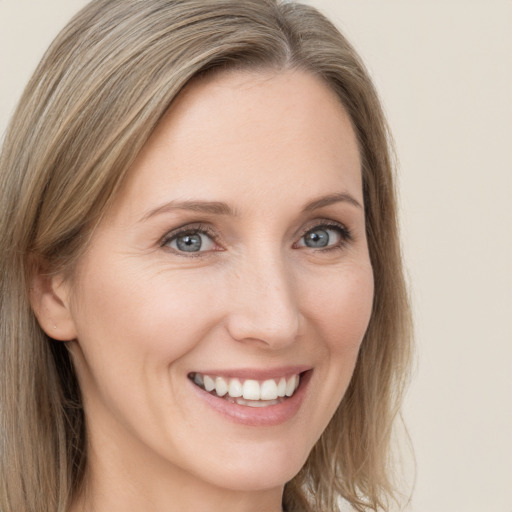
[{"left": 188, "top": 365, "right": 312, "bottom": 381}]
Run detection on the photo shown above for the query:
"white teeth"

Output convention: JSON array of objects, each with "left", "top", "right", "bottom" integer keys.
[
  {"left": 276, "top": 377, "right": 286, "bottom": 397},
  {"left": 228, "top": 378, "right": 243, "bottom": 397},
  {"left": 242, "top": 380, "right": 260, "bottom": 400},
  {"left": 192, "top": 373, "right": 302, "bottom": 402},
  {"left": 260, "top": 379, "right": 278, "bottom": 400},
  {"left": 215, "top": 377, "right": 228, "bottom": 397},
  {"left": 285, "top": 375, "right": 297, "bottom": 397},
  {"left": 204, "top": 375, "right": 215, "bottom": 392}
]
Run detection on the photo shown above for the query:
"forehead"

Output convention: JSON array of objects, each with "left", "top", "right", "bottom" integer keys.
[{"left": 114, "top": 69, "right": 362, "bottom": 216}]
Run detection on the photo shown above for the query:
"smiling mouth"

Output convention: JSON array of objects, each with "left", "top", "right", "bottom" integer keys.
[{"left": 188, "top": 372, "right": 301, "bottom": 408}]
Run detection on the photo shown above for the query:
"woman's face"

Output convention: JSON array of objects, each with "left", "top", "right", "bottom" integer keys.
[{"left": 63, "top": 70, "right": 374, "bottom": 499}]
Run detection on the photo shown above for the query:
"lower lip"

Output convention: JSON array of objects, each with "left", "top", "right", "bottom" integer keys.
[{"left": 189, "top": 371, "right": 312, "bottom": 427}]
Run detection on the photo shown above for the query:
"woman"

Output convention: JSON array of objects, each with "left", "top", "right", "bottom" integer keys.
[{"left": 0, "top": 1, "right": 412, "bottom": 511}]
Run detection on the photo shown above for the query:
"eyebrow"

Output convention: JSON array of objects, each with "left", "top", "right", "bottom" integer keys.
[
  {"left": 140, "top": 200, "right": 236, "bottom": 222},
  {"left": 302, "top": 192, "right": 363, "bottom": 212},
  {"left": 139, "top": 192, "right": 362, "bottom": 223}
]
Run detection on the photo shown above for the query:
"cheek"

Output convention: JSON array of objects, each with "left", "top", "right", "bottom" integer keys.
[
  {"left": 68, "top": 261, "right": 223, "bottom": 438},
  {"left": 284, "top": 261, "right": 374, "bottom": 451},
  {"left": 302, "top": 260, "right": 373, "bottom": 415},
  {"left": 303, "top": 261, "right": 374, "bottom": 354},
  {"left": 73, "top": 260, "right": 221, "bottom": 363}
]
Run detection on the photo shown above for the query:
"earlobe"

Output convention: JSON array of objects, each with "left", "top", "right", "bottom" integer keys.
[{"left": 29, "top": 264, "right": 77, "bottom": 341}]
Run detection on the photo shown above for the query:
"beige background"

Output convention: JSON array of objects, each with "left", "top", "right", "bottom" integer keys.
[{"left": 1, "top": 1, "right": 511, "bottom": 511}]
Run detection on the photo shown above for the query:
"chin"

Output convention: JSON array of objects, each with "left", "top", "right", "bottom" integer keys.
[{"left": 193, "top": 438, "right": 311, "bottom": 493}]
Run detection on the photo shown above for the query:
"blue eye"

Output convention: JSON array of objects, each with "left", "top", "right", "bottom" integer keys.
[
  {"left": 303, "top": 228, "right": 331, "bottom": 248},
  {"left": 165, "top": 230, "right": 215, "bottom": 253},
  {"left": 298, "top": 224, "right": 349, "bottom": 249}
]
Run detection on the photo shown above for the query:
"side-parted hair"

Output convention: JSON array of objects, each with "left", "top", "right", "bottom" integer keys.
[{"left": 0, "top": 1, "right": 412, "bottom": 511}]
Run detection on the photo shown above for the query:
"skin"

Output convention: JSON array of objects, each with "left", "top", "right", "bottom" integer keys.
[{"left": 33, "top": 69, "right": 374, "bottom": 512}]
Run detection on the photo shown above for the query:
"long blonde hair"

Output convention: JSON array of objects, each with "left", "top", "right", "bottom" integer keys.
[{"left": 0, "top": 1, "right": 412, "bottom": 511}]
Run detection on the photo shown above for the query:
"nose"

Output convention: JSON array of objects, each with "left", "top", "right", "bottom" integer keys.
[{"left": 225, "top": 250, "right": 303, "bottom": 349}]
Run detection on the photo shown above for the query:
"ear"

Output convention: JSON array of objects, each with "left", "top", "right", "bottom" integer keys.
[{"left": 29, "top": 262, "right": 78, "bottom": 341}]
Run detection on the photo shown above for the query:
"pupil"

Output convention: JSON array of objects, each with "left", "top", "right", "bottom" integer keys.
[
  {"left": 305, "top": 229, "right": 329, "bottom": 248},
  {"left": 176, "top": 234, "right": 202, "bottom": 252}
]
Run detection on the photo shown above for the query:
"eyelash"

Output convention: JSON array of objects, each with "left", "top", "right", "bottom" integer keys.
[
  {"left": 297, "top": 222, "right": 353, "bottom": 252},
  {"left": 160, "top": 220, "right": 352, "bottom": 256},
  {"left": 160, "top": 223, "right": 218, "bottom": 256}
]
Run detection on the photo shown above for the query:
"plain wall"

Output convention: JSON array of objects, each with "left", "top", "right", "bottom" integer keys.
[{"left": 1, "top": 1, "right": 511, "bottom": 511}]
